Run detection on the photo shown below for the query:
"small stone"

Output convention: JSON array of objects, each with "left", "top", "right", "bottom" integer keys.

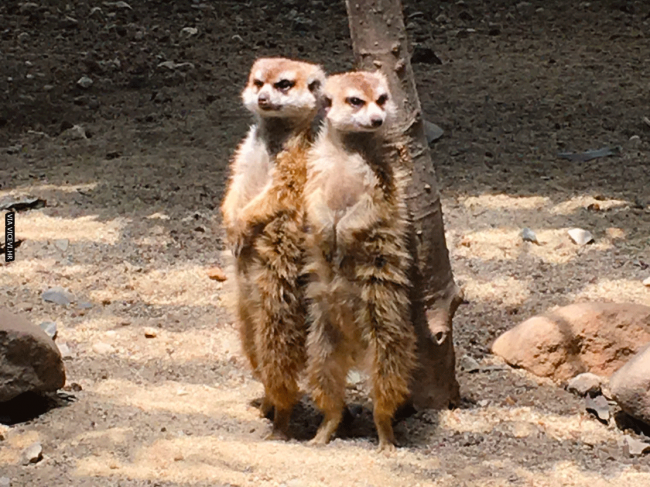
[
  {"left": 92, "top": 342, "right": 115, "bottom": 354},
  {"left": 17, "top": 32, "right": 30, "bottom": 43},
  {"left": 42, "top": 287, "right": 74, "bottom": 306},
  {"left": 567, "top": 373, "right": 603, "bottom": 396},
  {"left": 622, "top": 435, "right": 650, "bottom": 457},
  {"left": 77, "top": 76, "right": 93, "bottom": 89},
  {"left": 610, "top": 343, "right": 650, "bottom": 426},
  {"left": 521, "top": 227, "right": 539, "bottom": 244},
  {"left": 568, "top": 228, "right": 594, "bottom": 245},
  {"left": 0, "top": 477, "right": 10, "bottom": 487},
  {"left": 516, "top": 1, "right": 534, "bottom": 16},
  {"left": 628, "top": 135, "right": 641, "bottom": 149},
  {"left": 423, "top": 120, "right": 444, "bottom": 144},
  {"left": 181, "top": 27, "right": 198, "bottom": 36},
  {"left": 54, "top": 239, "right": 69, "bottom": 251},
  {"left": 459, "top": 355, "right": 480, "bottom": 373},
  {"left": 78, "top": 302, "right": 93, "bottom": 309},
  {"left": 0, "top": 425, "right": 8, "bottom": 441},
  {"left": 43, "top": 84, "right": 54, "bottom": 92},
  {"left": 144, "top": 327, "right": 157, "bottom": 338},
  {"left": 21, "top": 443, "right": 43, "bottom": 465},
  {"left": 89, "top": 7, "right": 103, "bottom": 17},
  {"left": 57, "top": 342, "right": 72, "bottom": 359},
  {"left": 644, "top": 277, "right": 650, "bottom": 287},
  {"left": 206, "top": 267, "right": 227, "bottom": 282},
  {"left": 585, "top": 394, "right": 610, "bottom": 422},
  {"left": 477, "top": 399, "right": 490, "bottom": 407},
  {"left": 39, "top": 321, "right": 57, "bottom": 340}
]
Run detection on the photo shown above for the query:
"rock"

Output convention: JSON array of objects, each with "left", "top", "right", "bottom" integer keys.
[
  {"left": 0, "top": 477, "right": 9, "bottom": 487},
  {"left": 21, "top": 442, "right": 43, "bottom": 465},
  {"left": 411, "top": 45, "right": 442, "bottom": 65},
  {"left": 105, "top": 1, "right": 132, "bottom": 9},
  {"left": 459, "top": 355, "right": 480, "bottom": 373},
  {"left": 643, "top": 276, "right": 650, "bottom": 287},
  {"left": 61, "top": 125, "right": 88, "bottom": 141},
  {"left": 585, "top": 394, "right": 610, "bottom": 422},
  {"left": 181, "top": 27, "right": 198, "bottom": 36},
  {"left": 622, "top": 435, "right": 650, "bottom": 457},
  {"left": 0, "top": 309, "right": 66, "bottom": 401},
  {"left": 492, "top": 302, "right": 650, "bottom": 381},
  {"left": 628, "top": 135, "right": 641, "bottom": 149},
  {"left": 57, "top": 342, "right": 72, "bottom": 359},
  {"left": 78, "top": 301, "right": 93, "bottom": 309},
  {"left": 206, "top": 266, "right": 228, "bottom": 282},
  {"left": 92, "top": 342, "right": 115, "bottom": 354},
  {"left": 566, "top": 372, "right": 603, "bottom": 396},
  {"left": 568, "top": 228, "right": 594, "bottom": 245},
  {"left": 521, "top": 227, "right": 539, "bottom": 244},
  {"left": 0, "top": 424, "right": 8, "bottom": 441},
  {"left": 516, "top": 1, "right": 534, "bottom": 16},
  {"left": 41, "top": 287, "right": 74, "bottom": 306},
  {"left": 38, "top": 321, "right": 57, "bottom": 340},
  {"left": 610, "top": 343, "right": 650, "bottom": 426},
  {"left": 77, "top": 76, "right": 93, "bottom": 89},
  {"left": 423, "top": 120, "right": 444, "bottom": 144},
  {"left": 144, "top": 327, "right": 158, "bottom": 338}
]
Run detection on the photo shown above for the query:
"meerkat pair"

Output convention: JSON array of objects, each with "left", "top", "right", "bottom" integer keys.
[{"left": 221, "top": 58, "right": 417, "bottom": 451}]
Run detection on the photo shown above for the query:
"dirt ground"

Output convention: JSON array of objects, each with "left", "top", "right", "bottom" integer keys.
[{"left": 1, "top": 0, "right": 650, "bottom": 485}]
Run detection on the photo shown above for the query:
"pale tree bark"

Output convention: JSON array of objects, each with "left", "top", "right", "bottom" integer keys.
[{"left": 345, "top": 0, "right": 462, "bottom": 409}]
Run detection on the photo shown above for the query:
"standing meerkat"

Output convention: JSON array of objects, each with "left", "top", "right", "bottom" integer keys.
[
  {"left": 220, "top": 57, "right": 326, "bottom": 440},
  {"left": 304, "top": 71, "right": 417, "bottom": 452}
]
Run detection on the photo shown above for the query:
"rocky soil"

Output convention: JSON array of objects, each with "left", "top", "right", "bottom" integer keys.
[{"left": 1, "top": 0, "right": 650, "bottom": 486}]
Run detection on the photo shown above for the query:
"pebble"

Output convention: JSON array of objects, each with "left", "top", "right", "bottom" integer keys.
[
  {"left": 181, "top": 27, "right": 198, "bottom": 36},
  {"left": 566, "top": 372, "right": 603, "bottom": 396},
  {"left": 568, "top": 228, "right": 594, "bottom": 245},
  {"left": 144, "top": 327, "right": 158, "bottom": 338},
  {"left": 459, "top": 355, "right": 480, "bottom": 373},
  {"left": 644, "top": 277, "right": 650, "bottom": 287},
  {"left": 623, "top": 435, "right": 650, "bottom": 457},
  {"left": 57, "top": 342, "right": 72, "bottom": 359},
  {"left": 585, "top": 394, "right": 610, "bottom": 422},
  {"left": 54, "top": 239, "right": 69, "bottom": 251},
  {"left": 77, "top": 76, "right": 93, "bottom": 89},
  {"left": 21, "top": 443, "right": 43, "bottom": 465},
  {"left": 39, "top": 321, "right": 57, "bottom": 340},
  {"left": 92, "top": 342, "right": 115, "bottom": 354},
  {"left": 628, "top": 135, "right": 641, "bottom": 149},
  {"left": 521, "top": 227, "right": 539, "bottom": 244},
  {"left": 206, "top": 267, "right": 227, "bottom": 282},
  {"left": 0, "top": 477, "right": 10, "bottom": 487},
  {"left": 42, "top": 287, "right": 74, "bottom": 306}
]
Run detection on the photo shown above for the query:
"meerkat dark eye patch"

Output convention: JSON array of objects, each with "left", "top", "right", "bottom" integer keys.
[
  {"left": 308, "top": 79, "right": 321, "bottom": 93},
  {"left": 322, "top": 96, "right": 332, "bottom": 113},
  {"left": 376, "top": 94, "right": 388, "bottom": 106},
  {"left": 274, "top": 79, "right": 295, "bottom": 91},
  {"left": 253, "top": 79, "right": 264, "bottom": 88},
  {"left": 346, "top": 97, "right": 365, "bottom": 107}
]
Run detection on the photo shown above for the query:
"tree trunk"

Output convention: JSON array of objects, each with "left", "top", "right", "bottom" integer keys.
[{"left": 345, "top": 0, "right": 462, "bottom": 409}]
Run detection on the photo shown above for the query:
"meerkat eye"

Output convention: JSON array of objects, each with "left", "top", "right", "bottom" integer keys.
[
  {"left": 376, "top": 94, "right": 388, "bottom": 106},
  {"left": 346, "top": 97, "right": 365, "bottom": 107},
  {"left": 253, "top": 79, "right": 264, "bottom": 88},
  {"left": 274, "top": 79, "right": 295, "bottom": 91}
]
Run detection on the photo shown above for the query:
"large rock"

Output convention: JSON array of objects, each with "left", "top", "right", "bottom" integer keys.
[
  {"left": 492, "top": 302, "right": 650, "bottom": 381},
  {"left": 0, "top": 309, "right": 66, "bottom": 401},
  {"left": 610, "top": 343, "right": 650, "bottom": 426}
]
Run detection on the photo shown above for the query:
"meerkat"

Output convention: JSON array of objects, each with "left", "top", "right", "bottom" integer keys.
[
  {"left": 220, "top": 57, "right": 326, "bottom": 439},
  {"left": 303, "top": 71, "right": 417, "bottom": 452}
]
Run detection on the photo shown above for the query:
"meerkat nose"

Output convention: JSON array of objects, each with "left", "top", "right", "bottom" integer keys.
[
  {"left": 258, "top": 93, "right": 270, "bottom": 107},
  {"left": 370, "top": 117, "right": 383, "bottom": 128}
]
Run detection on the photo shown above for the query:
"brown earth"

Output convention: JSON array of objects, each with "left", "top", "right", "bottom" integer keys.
[{"left": 1, "top": 0, "right": 650, "bottom": 486}]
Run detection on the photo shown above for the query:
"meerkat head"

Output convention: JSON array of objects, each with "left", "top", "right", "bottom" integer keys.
[
  {"left": 322, "top": 71, "right": 396, "bottom": 133},
  {"left": 242, "top": 57, "right": 325, "bottom": 121}
]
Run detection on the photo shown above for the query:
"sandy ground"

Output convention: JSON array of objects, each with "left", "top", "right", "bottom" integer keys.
[{"left": 1, "top": 0, "right": 650, "bottom": 485}]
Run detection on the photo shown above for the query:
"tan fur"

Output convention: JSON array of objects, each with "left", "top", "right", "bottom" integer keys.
[
  {"left": 220, "top": 58, "right": 325, "bottom": 439},
  {"left": 304, "top": 71, "right": 417, "bottom": 451}
]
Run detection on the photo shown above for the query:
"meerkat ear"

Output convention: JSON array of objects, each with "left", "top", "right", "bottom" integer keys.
[{"left": 308, "top": 79, "right": 322, "bottom": 94}]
